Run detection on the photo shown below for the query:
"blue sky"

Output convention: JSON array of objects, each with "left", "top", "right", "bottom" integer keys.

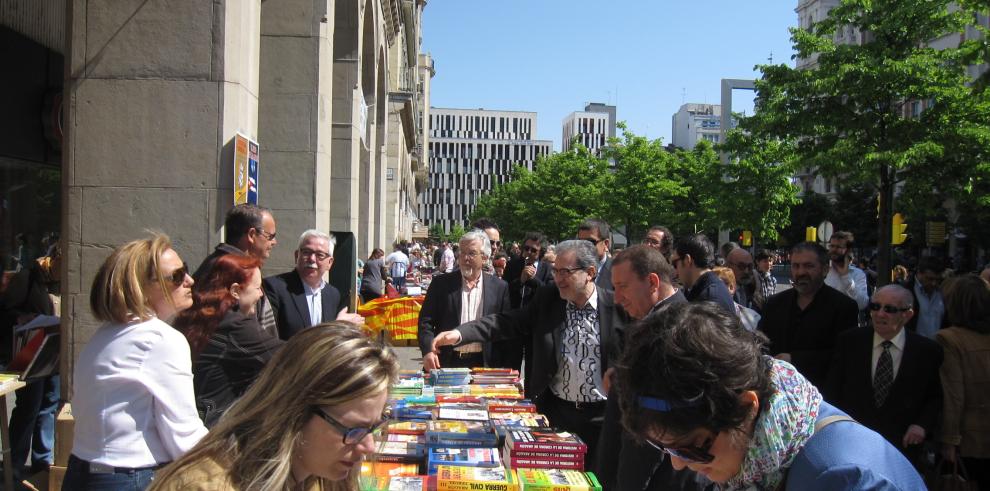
[{"left": 423, "top": 1, "right": 798, "bottom": 150}]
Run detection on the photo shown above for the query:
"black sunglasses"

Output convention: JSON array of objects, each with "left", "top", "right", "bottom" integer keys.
[
  {"left": 644, "top": 434, "right": 717, "bottom": 464},
  {"left": 869, "top": 302, "right": 911, "bottom": 314},
  {"left": 584, "top": 237, "right": 603, "bottom": 246},
  {"left": 168, "top": 263, "right": 189, "bottom": 287},
  {"left": 313, "top": 407, "right": 390, "bottom": 445},
  {"left": 523, "top": 245, "right": 540, "bottom": 253}
]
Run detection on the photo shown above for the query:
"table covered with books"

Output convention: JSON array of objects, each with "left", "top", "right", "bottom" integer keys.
[{"left": 360, "top": 367, "right": 602, "bottom": 491}]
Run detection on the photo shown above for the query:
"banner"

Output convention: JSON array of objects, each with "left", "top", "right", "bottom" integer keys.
[{"left": 358, "top": 295, "right": 425, "bottom": 342}]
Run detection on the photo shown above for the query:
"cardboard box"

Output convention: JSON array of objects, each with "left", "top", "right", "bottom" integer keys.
[
  {"left": 48, "top": 465, "right": 66, "bottom": 491},
  {"left": 55, "top": 403, "right": 73, "bottom": 467}
]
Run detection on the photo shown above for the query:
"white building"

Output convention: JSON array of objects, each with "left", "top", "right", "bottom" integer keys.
[
  {"left": 420, "top": 108, "right": 552, "bottom": 233},
  {"left": 562, "top": 110, "right": 610, "bottom": 153},
  {"left": 671, "top": 103, "right": 723, "bottom": 150}
]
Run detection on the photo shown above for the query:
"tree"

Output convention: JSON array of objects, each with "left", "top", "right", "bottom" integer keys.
[
  {"left": 782, "top": 192, "right": 835, "bottom": 246},
  {"left": 740, "top": 0, "right": 990, "bottom": 284}
]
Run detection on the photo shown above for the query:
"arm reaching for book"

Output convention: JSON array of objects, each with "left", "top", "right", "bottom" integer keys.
[{"left": 432, "top": 329, "right": 463, "bottom": 352}]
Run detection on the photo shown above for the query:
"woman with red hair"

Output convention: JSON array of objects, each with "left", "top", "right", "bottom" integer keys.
[{"left": 174, "top": 254, "right": 283, "bottom": 427}]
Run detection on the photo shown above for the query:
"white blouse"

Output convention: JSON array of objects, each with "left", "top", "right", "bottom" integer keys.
[{"left": 71, "top": 316, "right": 208, "bottom": 468}]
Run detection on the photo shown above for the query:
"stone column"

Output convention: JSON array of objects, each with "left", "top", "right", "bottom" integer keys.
[{"left": 62, "top": 0, "right": 260, "bottom": 394}]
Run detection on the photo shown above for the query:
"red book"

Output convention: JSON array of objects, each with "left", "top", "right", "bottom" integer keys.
[{"left": 505, "top": 429, "right": 588, "bottom": 454}]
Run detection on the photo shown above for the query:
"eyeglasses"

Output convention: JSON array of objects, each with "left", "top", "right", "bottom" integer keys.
[
  {"left": 299, "top": 248, "right": 331, "bottom": 261},
  {"left": 168, "top": 263, "right": 189, "bottom": 287},
  {"left": 255, "top": 228, "right": 277, "bottom": 241},
  {"left": 313, "top": 407, "right": 390, "bottom": 445},
  {"left": 490, "top": 240, "right": 502, "bottom": 248},
  {"left": 552, "top": 266, "right": 585, "bottom": 277},
  {"left": 523, "top": 246, "right": 540, "bottom": 253},
  {"left": 728, "top": 262, "right": 753, "bottom": 271},
  {"left": 643, "top": 434, "right": 717, "bottom": 464},
  {"left": 642, "top": 238, "right": 662, "bottom": 246},
  {"left": 462, "top": 251, "right": 484, "bottom": 259},
  {"left": 868, "top": 302, "right": 911, "bottom": 314}
]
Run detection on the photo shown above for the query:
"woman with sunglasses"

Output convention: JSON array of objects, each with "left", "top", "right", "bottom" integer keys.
[
  {"left": 150, "top": 322, "right": 398, "bottom": 490},
  {"left": 616, "top": 302, "right": 924, "bottom": 490},
  {"left": 65, "top": 234, "right": 208, "bottom": 490},
  {"left": 173, "top": 254, "right": 283, "bottom": 427}
]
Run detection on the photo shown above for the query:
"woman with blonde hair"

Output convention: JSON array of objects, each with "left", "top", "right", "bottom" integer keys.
[
  {"left": 150, "top": 322, "right": 399, "bottom": 491},
  {"left": 65, "top": 233, "right": 207, "bottom": 490}
]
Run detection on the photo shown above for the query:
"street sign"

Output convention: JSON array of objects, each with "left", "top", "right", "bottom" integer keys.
[
  {"left": 817, "top": 221, "right": 833, "bottom": 243},
  {"left": 925, "top": 221, "right": 946, "bottom": 246},
  {"left": 233, "top": 133, "right": 260, "bottom": 205}
]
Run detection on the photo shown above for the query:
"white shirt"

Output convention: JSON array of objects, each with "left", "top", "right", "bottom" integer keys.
[
  {"left": 871, "top": 328, "right": 907, "bottom": 380},
  {"left": 303, "top": 279, "right": 326, "bottom": 326},
  {"left": 71, "top": 317, "right": 208, "bottom": 467},
  {"left": 386, "top": 251, "right": 409, "bottom": 278},
  {"left": 826, "top": 264, "right": 870, "bottom": 310},
  {"left": 912, "top": 281, "right": 944, "bottom": 339},
  {"left": 441, "top": 248, "right": 455, "bottom": 273},
  {"left": 456, "top": 274, "right": 484, "bottom": 353}
]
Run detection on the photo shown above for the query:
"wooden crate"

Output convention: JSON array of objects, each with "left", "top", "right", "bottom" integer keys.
[{"left": 55, "top": 403, "right": 73, "bottom": 467}]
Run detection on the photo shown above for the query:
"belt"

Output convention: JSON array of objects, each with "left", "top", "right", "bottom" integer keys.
[
  {"left": 455, "top": 350, "right": 484, "bottom": 359},
  {"left": 70, "top": 455, "right": 168, "bottom": 474},
  {"left": 547, "top": 392, "right": 606, "bottom": 411}
]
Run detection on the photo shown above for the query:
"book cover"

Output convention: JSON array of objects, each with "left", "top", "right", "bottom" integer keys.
[
  {"left": 487, "top": 399, "right": 537, "bottom": 414},
  {"left": 388, "top": 420, "right": 430, "bottom": 435},
  {"left": 426, "top": 447, "right": 501, "bottom": 475},
  {"left": 505, "top": 450, "right": 585, "bottom": 463},
  {"left": 506, "top": 429, "right": 587, "bottom": 454},
  {"left": 515, "top": 469, "right": 601, "bottom": 490},
  {"left": 425, "top": 421, "right": 496, "bottom": 447},
  {"left": 437, "top": 403, "right": 489, "bottom": 422},
  {"left": 362, "top": 461, "right": 420, "bottom": 478},
  {"left": 386, "top": 476, "right": 431, "bottom": 491},
  {"left": 503, "top": 456, "right": 584, "bottom": 471},
  {"left": 435, "top": 465, "right": 518, "bottom": 491},
  {"left": 20, "top": 332, "right": 59, "bottom": 381}
]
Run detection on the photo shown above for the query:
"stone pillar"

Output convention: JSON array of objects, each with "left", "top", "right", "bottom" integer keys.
[
  {"left": 330, "top": 0, "right": 360, "bottom": 238},
  {"left": 258, "top": 0, "right": 334, "bottom": 273},
  {"left": 62, "top": 0, "right": 260, "bottom": 394}
]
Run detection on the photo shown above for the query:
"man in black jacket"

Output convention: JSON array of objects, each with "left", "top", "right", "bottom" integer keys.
[
  {"left": 495, "top": 232, "right": 553, "bottom": 370},
  {"left": 670, "top": 233, "right": 735, "bottom": 314},
  {"left": 430, "top": 240, "right": 624, "bottom": 468}
]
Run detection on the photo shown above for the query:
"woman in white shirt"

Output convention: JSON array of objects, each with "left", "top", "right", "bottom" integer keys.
[{"left": 63, "top": 234, "right": 208, "bottom": 490}]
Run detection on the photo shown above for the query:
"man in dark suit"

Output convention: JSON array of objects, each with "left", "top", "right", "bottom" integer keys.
[
  {"left": 577, "top": 218, "right": 614, "bottom": 292},
  {"left": 597, "top": 245, "right": 705, "bottom": 491},
  {"left": 430, "top": 240, "right": 625, "bottom": 467},
  {"left": 670, "top": 233, "right": 735, "bottom": 314},
  {"left": 825, "top": 284, "right": 943, "bottom": 468},
  {"left": 418, "top": 229, "right": 511, "bottom": 370},
  {"left": 758, "top": 242, "right": 859, "bottom": 388},
  {"left": 263, "top": 230, "right": 363, "bottom": 340},
  {"left": 495, "top": 231, "right": 553, "bottom": 370}
]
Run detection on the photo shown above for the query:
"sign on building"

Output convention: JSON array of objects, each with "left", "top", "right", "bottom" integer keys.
[{"left": 234, "top": 133, "right": 260, "bottom": 205}]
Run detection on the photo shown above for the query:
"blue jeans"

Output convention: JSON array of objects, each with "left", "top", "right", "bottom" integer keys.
[
  {"left": 9, "top": 374, "right": 59, "bottom": 476},
  {"left": 62, "top": 455, "right": 156, "bottom": 491},
  {"left": 392, "top": 275, "right": 407, "bottom": 291}
]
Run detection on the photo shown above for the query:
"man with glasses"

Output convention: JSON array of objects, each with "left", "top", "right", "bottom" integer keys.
[
  {"left": 418, "top": 230, "right": 510, "bottom": 371},
  {"left": 825, "top": 284, "right": 943, "bottom": 469},
  {"left": 263, "top": 230, "right": 364, "bottom": 340},
  {"left": 758, "top": 242, "right": 859, "bottom": 388},
  {"left": 725, "top": 247, "right": 760, "bottom": 311},
  {"left": 193, "top": 203, "right": 280, "bottom": 336},
  {"left": 429, "top": 240, "right": 626, "bottom": 468},
  {"left": 642, "top": 225, "right": 674, "bottom": 261},
  {"left": 497, "top": 232, "right": 554, "bottom": 371},
  {"left": 576, "top": 218, "right": 613, "bottom": 292}
]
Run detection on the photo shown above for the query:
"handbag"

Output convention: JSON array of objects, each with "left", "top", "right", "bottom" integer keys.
[{"left": 927, "top": 457, "right": 979, "bottom": 491}]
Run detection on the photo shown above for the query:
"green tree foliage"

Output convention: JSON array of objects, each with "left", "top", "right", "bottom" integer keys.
[
  {"left": 782, "top": 192, "right": 835, "bottom": 246},
  {"left": 738, "top": 0, "right": 990, "bottom": 283}
]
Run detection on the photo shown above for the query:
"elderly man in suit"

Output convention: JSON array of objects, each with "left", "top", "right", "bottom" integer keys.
[
  {"left": 418, "top": 229, "right": 511, "bottom": 371},
  {"left": 263, "top": 230, "right": 363, "bottom": 340},
  {"left": 431, "top": 240, "right": 626, "bottom": 468},
  {"left": 825, "top": 284, "right": 943, "bottom": 469}
]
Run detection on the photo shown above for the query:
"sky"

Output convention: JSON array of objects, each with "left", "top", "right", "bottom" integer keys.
[{"left": 422, "top": 1, "right": 799, "bottom": 150}]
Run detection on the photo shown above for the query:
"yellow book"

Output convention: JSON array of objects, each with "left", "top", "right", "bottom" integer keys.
[
  {"left": 436, "top": 465, "right": 518, "bottom": 491},
  {"left": 515, "top": 469, "right": 602, "bottom": 491}
]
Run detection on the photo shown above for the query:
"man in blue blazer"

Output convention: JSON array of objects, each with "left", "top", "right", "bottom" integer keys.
[
  {"left": 825, "top": 284, "right": 943, "bottom": 469},
  {"left": 263, "top": 230, "right": 363, "bottom": 340}
]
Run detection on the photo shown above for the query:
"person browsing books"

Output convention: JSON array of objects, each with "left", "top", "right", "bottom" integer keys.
[
  {"left": 149, "top": 323, "right": 398, "bottom": 491},
  {"left": 65, "top": 234, "right": 208, "bottom": 490}
]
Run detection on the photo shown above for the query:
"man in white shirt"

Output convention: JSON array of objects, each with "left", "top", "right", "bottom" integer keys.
[
  {"left": 438, "top": 242, "right": 455, "bottom": 274},
  {"left": 385, "top": 244, "right": 410, "bottom": 292},
  {"left": 263, "top": 230, "right": 364, "bottom": 340},
  {"left": 825, "top": 231, "right": 870, "bottom": 311}
]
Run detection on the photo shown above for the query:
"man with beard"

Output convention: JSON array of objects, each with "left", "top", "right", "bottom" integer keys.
[
  {"left": 418, "top": 229, "right": 511, "bottom": 370},
  {"left": 726, "top": 247, "right": 760, "bottom": 310},
  {"left": 758, "top": 242, "right": 859, "bottom": 388},
  {"left": 825, "top": 231, "right": 870, "bottom": 311},
  {"left": 263, "top": 230, "right": 364, "bottom": 340}
]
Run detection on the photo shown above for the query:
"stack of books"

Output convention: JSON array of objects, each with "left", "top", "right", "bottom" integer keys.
[
  {"left": 436, "top": 464, "right": 518, "bottom": 491},
  {"left": 426, "top": 447, "right": 502, "bottom": 475},
  {"left": 430, "top": 368, "right": 472, "bottom": 386},
  {"left": 468, "top": 384, "right": 523, "bottom": 399},
  {"left": 424, "top": 420, "right": 498, "bottom": 448},
  {"left": 503, "top": 429, "right": 588, "bottom": 471},
  {"left": 389, "top": 376, "right": 424, "bottom": 398},
  {"left": 436, "top": 402, "right": 489, "bottom": 422},
  {"left": 488, "top": 412, "right": 551, "bottom": 439},
  {"left": 516, "top": 469, "right": 602, "bottom": 490},
  {"left": 470, "top": 368, "right": 520, "bottom": 385}
]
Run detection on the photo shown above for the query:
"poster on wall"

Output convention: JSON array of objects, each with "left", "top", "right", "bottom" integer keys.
[{"left": 234, "top": 133, "right": 260, "bottom": 205}]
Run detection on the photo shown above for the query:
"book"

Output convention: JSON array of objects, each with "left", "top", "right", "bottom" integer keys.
[
  {"left": 426, "top": 447, "right": 501, "bottom": 475},
  {"left": 435, "top": 465, "right": 518, "bottom": 491},
  {"left": 487, "top": 399, "right": 537, "bottom": 414},
  {"left": 504, "top": 450, "right": 585, "bottom": 463},
  {"left": 490, "top": 414, "right": 551, "bottom": 438},
  {"left": 515, "top": 469, "right": 601, "bottom": 490},
  {"left": 387, "top": 420, "right": 430, "bottom": 435},
  {"left": 362, "top": 461, "right": 420, "bottom": 478},
  {"left": 505, "top": 429, "right": 587, "bottom": 454},
  {"left": 386, "top": 476, "right": 431, "bottom": 491},
  {"left": 9, "top": 331, "right": 60, "bottom": 381},
  {"left": 375, "top": 441, "right": 425, "bottom": 464},
  {"left": 437, "top": 403, "right": 489, "bottom": 422},
  {"left": 503, "top": 456, "right": 584, "bottom": 470},
  {"left": 425, "top": 421, "right": 497, "bottom": 448}
]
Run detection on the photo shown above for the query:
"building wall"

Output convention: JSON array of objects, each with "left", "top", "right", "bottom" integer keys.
[
  {"left": 561, "top": 111, "right": 608, "bottom": 153},
  {"left": 421, "top": 108, "right": 551, "bottom": 233},
  {"left": 671, "top": 103, "right": 722, "bottom": 150}
]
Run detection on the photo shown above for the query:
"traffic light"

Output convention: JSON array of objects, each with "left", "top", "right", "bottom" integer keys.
[
  {"left": 892, "top": 213, "right": 908, "bottom": 245},
  {"left": 806, "top": 226, "right": 817, "bottom": 242},
  {"left": 741, "top": 230, "right": 752, "bottom": 247}
]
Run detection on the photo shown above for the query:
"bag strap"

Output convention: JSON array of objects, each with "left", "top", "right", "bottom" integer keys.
[{"left": 815, "top": 414, "right": 856, "bottom": 433}]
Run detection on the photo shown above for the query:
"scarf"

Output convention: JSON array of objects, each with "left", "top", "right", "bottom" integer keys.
[{"left": 722, "top": 358, "right": 822, "bottom": 491}]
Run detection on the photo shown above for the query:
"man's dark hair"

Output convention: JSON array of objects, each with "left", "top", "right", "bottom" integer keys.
[
  {"left": 673, "top": 233, "right": 715, "bottom": 269},
  {"left": 754, "top": 249, "right": 772, "bottom": 261},
  {"left": 613, "top": 245, "right": 674, "bottom": 284},
  {"left": 522, "top": 232, "right": 546, "bottom": 253},
  {"left": 916, "top": 256, "right": 943, "bottom": 275},
  {"left": 648, "top": 225, "right": 674, "bottom": 252},
  {"left": 720, "top": 241, "right": 740, "bottom": 260},
  {"left": 943, "top": 274, "right": 990, "bottom": 334},
  {"left": 616, "top": 302, "right": 773, "bottom": 443},
  {"left": 831, "top": 230, "right": 855, "bottom": 247},
  {"left": 791, "top": 242, "right": 829, "bottom": 266},
  {"left": 225, "top": 204, "right": 271, "bottom": 245},
  {"left": 471, "top": 217, "right": 499, "bottom": 232},
  {"left": 578, "top": 218, "right": 611, "bottom": 241}
]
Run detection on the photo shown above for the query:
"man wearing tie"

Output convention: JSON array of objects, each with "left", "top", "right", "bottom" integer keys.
[
  {"left": 263, "top": 230, "right": 363, "bottom": 340},
  {"left": 825, "top": 284, "right": 943, "bottom": 469}
]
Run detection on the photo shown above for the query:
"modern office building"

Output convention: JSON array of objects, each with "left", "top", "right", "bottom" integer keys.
[
  {"left": 671, "top": 103, "right": 723, "bottom": 150},
  {"left": 561, "top": 102, "right": 615, "bottom": 153},
  {"left": 420, "top": 108, "right": 552, "bottom": 233}
]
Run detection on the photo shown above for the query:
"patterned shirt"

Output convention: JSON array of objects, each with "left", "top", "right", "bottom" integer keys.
[
  {"left": 550, "top": 292, "right": 605, "bottom": 402},
  {"left": 760, "top": 270, "right": 777, "bottom": 303}
]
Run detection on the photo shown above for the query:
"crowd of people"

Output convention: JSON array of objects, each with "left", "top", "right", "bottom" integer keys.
[{"left": 1, "top": 204, "right": 988, "bottom": 489}]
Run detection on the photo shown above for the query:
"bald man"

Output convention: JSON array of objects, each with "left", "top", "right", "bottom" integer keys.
[{"left": 825, "top": 284, "right": 943, "bottom": 469}]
